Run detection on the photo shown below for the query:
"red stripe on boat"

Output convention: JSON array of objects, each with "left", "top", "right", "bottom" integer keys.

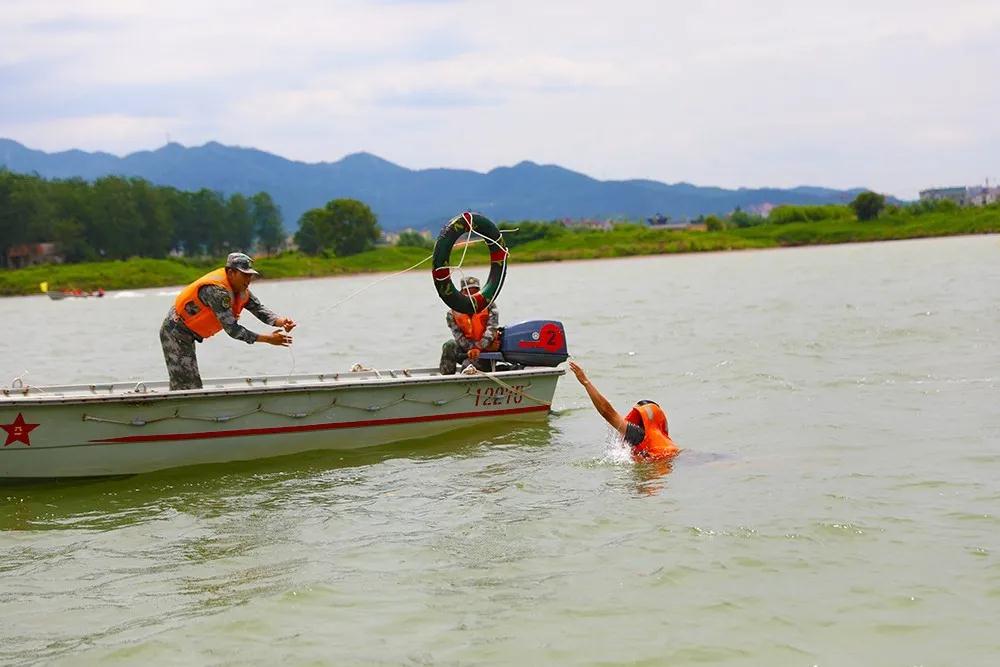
[
  {"left": 432, "top": 267, "right": 451, "bottom": 281},
  {"left": 489, "top": 248, "right": 508, "bottom": 263},
  {"left": 87, "top": 404, "right": 550, "bottom": 444},
  {"left": 462, "top": 211, "right": 473, "bottom": 228}
]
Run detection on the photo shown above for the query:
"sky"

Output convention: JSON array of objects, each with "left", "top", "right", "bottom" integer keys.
[{"left": 1, "top": 0, "right": 998, "bottom": 198}]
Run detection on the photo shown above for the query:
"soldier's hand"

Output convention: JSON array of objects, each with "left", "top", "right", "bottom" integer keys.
[
  {"left": 277, "top": 317, "right": 297, "bottom": 332},
  {"left": 262, "top": 330, "right": 293, "bottom": 347},
  {"left": 568, "top": 360, "right": 588, "bottom": 384},
  {"left": 467, "top": 348, "right": 481, "bottom": 360}
]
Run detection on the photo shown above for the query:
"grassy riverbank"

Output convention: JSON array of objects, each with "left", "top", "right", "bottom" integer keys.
[
  {"left": 2, "top": 208, "right": 998, "bottom": 296},
  {"left": 0, "top": 247, "right": 433, "bottom": 296},
  {"left": 511, "top": 206, "right": 1000, "bottom": 261}
]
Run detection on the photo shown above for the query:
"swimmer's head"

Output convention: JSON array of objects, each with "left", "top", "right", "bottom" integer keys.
[{"left": 625, "top": 400, "right": 668, "bottom": 435}]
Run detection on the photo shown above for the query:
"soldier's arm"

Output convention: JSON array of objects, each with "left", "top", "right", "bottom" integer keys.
[
  {"left": 243, "top": 291, "right": 280, "bottom": 326},
  {"left": 199, "top": 285, "right": 260, "bottom": 344},
  {"left": 476, "top": 304, "right": 500, "bottom": 349},
  {"left": 446, "top": 311, "right": 474, "bottom": 350}
]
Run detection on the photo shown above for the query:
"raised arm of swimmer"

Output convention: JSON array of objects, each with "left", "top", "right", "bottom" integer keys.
[
  {"left": 569, "top": 361, "right": 627, "bottom": 434},
  {"left": 568, "top": 360, "right": 679, "bottom": 461}
]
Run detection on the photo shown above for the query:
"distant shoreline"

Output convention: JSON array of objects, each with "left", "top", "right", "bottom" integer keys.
[{"left": 2, "top": 214, "right": 999, "bottom": 297}]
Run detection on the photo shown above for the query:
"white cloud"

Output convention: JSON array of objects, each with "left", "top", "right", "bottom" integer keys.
[
  {"left": 2, "top": 113, "right": 180, "bottom": 154},
  {"left": 1, "top": 0, "right": 998, "bottom": 196}
]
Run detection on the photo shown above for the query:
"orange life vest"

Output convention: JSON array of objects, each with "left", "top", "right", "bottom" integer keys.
[
  {"left": 452, "top": 309, "right": 490, "bottom": 342},
  {"left": 625, "top": 402, "right": 679, "bottom": 461},
  {"left": 174, "top": 268, "right": 249, "bottom": 339}
]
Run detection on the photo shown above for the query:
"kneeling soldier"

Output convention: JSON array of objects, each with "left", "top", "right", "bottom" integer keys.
[{"left": 439, "top": 277, "right": 499, "bottom": 375}]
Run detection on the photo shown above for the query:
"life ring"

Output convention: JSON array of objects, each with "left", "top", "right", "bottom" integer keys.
[{"left": 431, "top": 211, "right": 508, "bottom": 314}]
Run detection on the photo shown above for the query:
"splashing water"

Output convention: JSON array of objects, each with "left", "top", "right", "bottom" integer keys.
[{"left": 599, "top": 427, "right": 633, "bottom": 465}]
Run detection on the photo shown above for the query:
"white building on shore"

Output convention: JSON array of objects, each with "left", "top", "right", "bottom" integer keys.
[{"left": 919, "top": 183, "right": 1000, "bottom": 206}]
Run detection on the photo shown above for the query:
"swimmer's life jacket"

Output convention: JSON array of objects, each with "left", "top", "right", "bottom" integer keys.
[
  {"left": 625, "top": 401, "right": 679, "bottom": 461},
  {"left": 175, "top": 268, "right": 250, "bottom": 339},
  {"left": 452, "top": 309, "right": 491, "bottom": 343}
]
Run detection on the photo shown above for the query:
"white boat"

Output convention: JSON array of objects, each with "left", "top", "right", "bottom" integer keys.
[
  {"left": 0, "top": 366, "right": 563, "bottom": 478},
  {"left": 45, "top": 290, "right": 105, "bottom": 300}
]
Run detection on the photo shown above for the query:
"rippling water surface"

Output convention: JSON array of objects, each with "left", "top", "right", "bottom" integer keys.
[{"left": 2, "top": 236, "right": 999, "bottom": 665}]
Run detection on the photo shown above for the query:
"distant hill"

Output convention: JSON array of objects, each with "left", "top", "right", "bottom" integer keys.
[{"left": 0, "top": 138, "right": 871, "bottom": 231}]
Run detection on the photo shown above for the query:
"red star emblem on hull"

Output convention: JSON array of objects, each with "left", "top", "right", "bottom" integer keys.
[{"left": 2, "top": 413, "right": 39, "bottom": 447}]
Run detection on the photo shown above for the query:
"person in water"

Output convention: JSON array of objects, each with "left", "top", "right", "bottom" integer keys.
[
  {"left": 439, "top": 276, "right": 500, "bottom": 375},
  {"left": 159, "top": 252, "right": 297, "bottom": 390},
  {"left": 568, "top": 360, "right": 679, "bottom": 461}
]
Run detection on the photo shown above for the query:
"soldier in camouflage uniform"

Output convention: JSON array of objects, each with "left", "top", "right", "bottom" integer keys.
[
  {"left": 159, "top": 253, "right": 297, "bottom": 390},
  {"left": 439, "top": 276, "right": 500, "bottom": 375}
]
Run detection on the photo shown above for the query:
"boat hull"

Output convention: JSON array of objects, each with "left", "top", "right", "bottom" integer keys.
[
  {"left": 46, "top": 291, "right": 102, "bottom": 300},
  {"left": 0, "top": 368, "right": 561, "bottom": 478}
]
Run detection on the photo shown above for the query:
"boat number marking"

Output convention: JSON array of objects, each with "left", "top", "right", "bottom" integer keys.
[{"left": 474, "top": 385, "right": 525, "bottom": 407}]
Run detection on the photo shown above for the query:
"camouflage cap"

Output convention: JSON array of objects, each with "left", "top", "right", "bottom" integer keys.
[
  {"left": 459, "top": 276, "right": 481, "bottom": 290},
  {"left": 225, "top": 252, "right": 260, "bottom": 276}
]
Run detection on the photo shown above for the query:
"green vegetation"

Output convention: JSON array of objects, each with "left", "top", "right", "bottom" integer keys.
[
  {"left": 500, "top": 207, "right": 999, "bottom": 265},
  {"left": 0, "top": 248, "right": 433, "bottom": 296},
  {"left": 294, "top": 199, "right": 380, "bottom": 256},
  {"left": 0, "top": 257, "right": 213, "bottom": 296},
  {"left": 253, "top": 246, "right": 432, "bottom": 279},
  {"left": 726, "top": 208, "right": 768, "bottom": 228},
  {"left": 0, "top": 170, "right": 285, "bottom": 263},
  {"left": 509, "top": 222, "right": 771, "bottom": 261},
  {"left": 2, "top": 188, "right": 998, "bottom": 297},
  {"left": 396, "top": 230, "right": 434, "bottom": 249},
  {"left": 704, "top": 215, "right": 725, "bottom": 231},
  {"left": 768, "top": 204, "right": 853, "bottom": 225},
  {"left": 252, "top": 192, "right": 286, "bottom": 255},
  {"left": 499, "top": 221, "right": 569, "bottom": 247},
  {"left": 850, "top": 191, "right": 887, "bottom": 221}
]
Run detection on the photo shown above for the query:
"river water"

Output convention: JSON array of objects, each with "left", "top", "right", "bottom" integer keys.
[{"left": 1, "top": 235, "right": 998, "bottom": 665}]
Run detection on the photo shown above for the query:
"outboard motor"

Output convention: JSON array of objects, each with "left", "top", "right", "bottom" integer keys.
[{"left": 480, "top": 320, "right": 568, "bottom": 368}]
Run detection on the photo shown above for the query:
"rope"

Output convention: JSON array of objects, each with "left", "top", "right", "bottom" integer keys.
[
  {"left": 463, "top": 222, "right": 510, "bottom": 311},
  {"left": 319, "top": 252, "right": 434, "bottom": 315},
  {"left": 333, "top": 396, "right": 406, "bottom": 412},
  {"left": 83, "top": 411, "right": 179, "bottom": 427},
  {"left": 78, "top": 388, "right": 474, "bottom": 427},
  {"left": 287, "top": 344, "right": 296, "bottom": 380},
  {"left": 485, "top": 250, "right": 507, "bottom": 311},
  {"left": 174, "top": 407, "right": 263, "bottom": 423},
  {"left": 401, "top": 389, "right": 471, "bottom": 406},
  {"left": 452, "top": 229, "right": 477, "bottom": 313},
  {"left": 259, "top": 399, "right": 338, "bottom": 419}
]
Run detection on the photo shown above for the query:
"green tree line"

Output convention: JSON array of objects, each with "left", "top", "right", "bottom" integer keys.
[{"left": 0, "top": 170, "right": 286, "bottom": 266}]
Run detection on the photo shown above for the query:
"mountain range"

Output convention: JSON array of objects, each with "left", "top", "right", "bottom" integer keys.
[{"left": 0, "top": 138, "right": 869, "bottom": 231}]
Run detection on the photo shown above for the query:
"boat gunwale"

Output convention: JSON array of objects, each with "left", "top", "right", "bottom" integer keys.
[{"left": 0, "top": 366, "right": 565, "bottom": 407}]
